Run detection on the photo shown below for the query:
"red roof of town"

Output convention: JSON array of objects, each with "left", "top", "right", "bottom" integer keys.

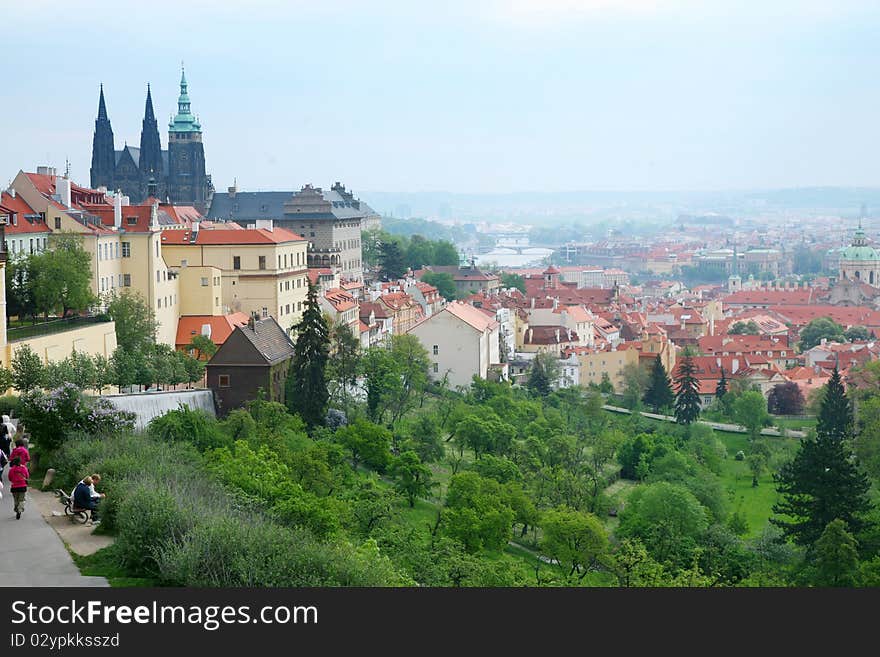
[
  {"left": 175, "top": 313, "right": 251, "bottom": 348},
  {"left": 160, "top": 226, "right": 305, "bottom": 245}
]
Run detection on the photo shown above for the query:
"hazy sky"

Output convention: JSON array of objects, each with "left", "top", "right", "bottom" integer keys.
[{"left": 3, "top": 0, "right": 880, "bottom": 193}]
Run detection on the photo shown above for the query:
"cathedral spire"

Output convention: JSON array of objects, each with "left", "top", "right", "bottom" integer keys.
[
  {"left": 144, "top": 83, "right": 156, "bottom": 122},
  {"left": 97, "top": 83, "right": 108, "bottom": 120},
  {"left": 169, "top": 66, "right": 201, "bottom": 134}
]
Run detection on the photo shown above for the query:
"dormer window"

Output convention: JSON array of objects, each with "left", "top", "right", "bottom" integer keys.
[{"left": 127, "top": 217, "right": 138, "bottom": 226}]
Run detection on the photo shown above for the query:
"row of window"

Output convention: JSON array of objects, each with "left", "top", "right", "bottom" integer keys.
[
  {"left": 97, "top": 241, "right": 120, "bottom": 261},
  {"left": 279, "top": 302, "right": 303, "bottom": 317},
  {"left": 100, "top": 274, "right": 130, "bottom": 292},
  {"left": 333, "top": 239, "right": 361, "bottom": 250},
  {"left": 157, "top": 294, "right": 177, "bottom": 310},
  {"left": 279, "top": 277, "right": 306, "bottom": 292},
  {"left": 5, "top": 237, "right": 47, "bottom": 255},
  {"left": 277, "top": 252, "right": 304, "bottom": 269},
  {"left": 200, "top": 276, "right": 221, "bottom": 286}
]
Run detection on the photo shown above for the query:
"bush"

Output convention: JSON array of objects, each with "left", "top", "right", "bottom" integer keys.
[
  {"left": 0, "top": 395, "right": 20, "bottom": 418},
  {"left": 735, "top": 450, "right": 745, "bottom": 461},
  {"left": 148, "top": 406, "right": 230, "bottom": 452}
]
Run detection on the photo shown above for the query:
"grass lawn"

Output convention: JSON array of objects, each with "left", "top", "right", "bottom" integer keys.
[
  {"left": 772, "top": 416, "right": 816, "bottom": 431},
  {"left": 71, "top": 545, "right": 156, "bottom": 587}
]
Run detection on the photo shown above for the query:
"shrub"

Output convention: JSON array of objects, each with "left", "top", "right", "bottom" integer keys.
[
  {"left": 0, "top": 395, "right": 20, "bottom": 418},
  {"left": 148, "top": 405, "right": 230, "bottom": 452},
  {"left": 735, "top": 450, "right": 746, "bottom": 461}
]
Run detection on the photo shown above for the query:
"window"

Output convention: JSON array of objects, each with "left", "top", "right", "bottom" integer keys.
[
  {"left": 286, "top": 304, "right": 290, "bottom": 314},
  {"left": 433, "top": 363, "right": 439, "bottom": 373},
  {"left": 29, "top": 238, "right": 33, "bottom": 254},
  {"left": 115, "top": 242, "right": 119, "bottom": 258},
  {"left": 54, "top": 217, "right": 61, "bottom": 229},
  {"left": 278, "top": 255, "right": 282, "bottom": 269},
  {"left": 126, "top": 217, "right": 137, "bottom": 226},
  {"left": 124, "top": 274, "right": 131, "bottom": 287},
  {"left": 285, "top": 281, "right": 290, "bottom": 291},
  {"left": 258, "top": 255, "right": 266, "bottom": 270},
  {"left": 261, "top": 307, "right": 268, "bottom": 318},
  {"left": 118, "top": 274, "right": 123, "bottom": 287},
  {"left": 284, "top": 254, "right": 288, "bottom": 268},
  {"left": 157, "top": 299, "right": 161, "bottom": 309},
  {"left": 156, "top": 270, "right": 160, "bottom": 283},
  {"left": 233, "top": 256, "right": 241, "bottom": 270},
  {"left": 122, "top": 242, "right": 131, "bottom": 257},
  {"left": 433, "top": 345, "right": 439, "bottom": 355},
  {"left": 181, "top": 259, "right": 188, "bottom": 267},
  {"left": 155, "top": 242, "right": 159, "bottom": 257},
  {"left": 297, "top": 302, "right": 302, "bottom": 311},
  {"left": 219, "top": 375, "right": 230, "bottom": 388},
  {"left": 215, "top": 297, "right": 219, "bottom": 306},
  {"left": 280, "top": 282, "right": 283, "bottom": 292},
  {"left": 201, "top": 277, "right": 209, "bottom": 286}
]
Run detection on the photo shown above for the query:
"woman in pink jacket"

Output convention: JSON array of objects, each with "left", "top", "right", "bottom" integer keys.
[{"left": 8, "top": 457, "right": 28, "bottom": 519}]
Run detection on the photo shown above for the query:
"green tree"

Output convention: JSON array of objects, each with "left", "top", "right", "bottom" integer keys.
[
  {"left": 182, "top": 353, "right": 205, "bottom": 388},
  {"left": 798, "top": 317, "right": 845, "bottom": 351},
  {"left": 420, "top": 272, "right": 457, "bottom": 300},
  {"left": 187, "top": 334, "right": 217, "bottom": 360},
  {"left": 772, "top": 374, "right": 872, "bottom": 547},
  {"left": 854, "top": 396, "right": 880, "bottom": 479},
  {"left": 643, "top": 355, "right": 674, "bottom": 413},
  {"left": 621, "top": 362, "right": 647, "bottom": 410},
  {"left": 5, "top": 254, "right": 36, "bottom": 321},
  {"left": 30, "top": 233, "right": 96, "bottom": 317},
  {"left": 813, "top": 519, "right": 860, "bottom": 586},
  {"left": 285, "top": 282, "right": 330, "bottom": 428},
  {"left": 729, "top": 320, "right": 760, "bottom": 335},
  {"left": 715, "top": 367, "right": 728, "bottom": 400},
  {"left": 0, "top": 366, "right": 13, "bottom": 394},
  {"left": 733, "top": 390, "right": 770, "bottom": 441},
  {"left": 11, "top": 345, "right": 43, "bottom": 393},
  {"left": 431, "top": 240, "right": 460, "bottom": 266},
  {"left": 91, "top": 354, "right": 113, "bottom": 394},
  {"left": 379, "top": 240, "right": 407, "bottom": 280},
  {"left": 405, "top": 234, "right": 434, "bottom": 269},
  {"left": 67, "top": 350, "right": 97, "bottom": 389},
  {"left": 598, "top": 372, "right": 614, "bottom": 394},
  {"left": 746, "top": 453, "right": 767, "bottom": 487},
  {"left": 673, "top": 353, "right": 701, "bottom": 425},
  {"left": 335, "top": 419, "right": 392, "bottom": 472},
  {"left": 844, "top": 325, "right": 872, "bottom": 342},
  {"left": 817, "top": 367, "right": 852, "bottom": 442},
  {"left": 106, "top": 291, "right": 158, "bottom": 353},
  {"left": 527, "top": 352, "right": 559, "bottom": 397},
  {"left": 391, "top": 450, "right": 435, "bottom": 507},
  {"left": 500, "top": 272, "right": 526, "bottom": 294},
  {"left": 617, "top": 481, "right": 709, "bottom": 566},
  {"left": 541, "top": 506, "right": 609, "bottom": 579},
  {"left": 327, "top": 320, "right": 361, "bottom": 411},
  {"left": 442, "top": 472, "right": 515, "bottom": 553}
]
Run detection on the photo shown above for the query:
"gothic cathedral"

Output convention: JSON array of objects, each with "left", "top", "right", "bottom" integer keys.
[{"left": 89, "top": 69, "right": 213, "bottom": 212}]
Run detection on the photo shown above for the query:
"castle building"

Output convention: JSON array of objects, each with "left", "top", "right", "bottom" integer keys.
[
  {"left": 838, "top": 221, "right": 880, "bottom": 287},
  {"left": 90, "top": 69, "right": 213, "bottom": 212}
]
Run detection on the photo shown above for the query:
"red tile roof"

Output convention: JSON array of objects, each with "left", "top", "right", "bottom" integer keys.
[
  {"left": 161, "top": 227, "right": 305, "bottom": 245},
  {"left": 175, "top": 313, "right": 250, "bottom": 348}
]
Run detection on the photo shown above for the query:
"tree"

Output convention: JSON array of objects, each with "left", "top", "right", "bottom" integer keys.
[
  {"left": 188, "top": 334, "right": 217, "bottom": 361},
  {"left": 0, "top": 366, "right": 13, "bottom": 394},
  {"left": 598, "top": 372, "right": 614, "bottom": 394},
  {"left": 816, "top": 367, "right": 852, "bottom": 443},
  {"left": 500, "top": 273, "right": 526, "bottom": 294},
  {"left": 621, "top": 362, "right": 647, "bottom": 410},
  {"left": 798, "top": 317, "right": 845, "bottom": 351},
  {"left": 733, "top": 390, "right": 770, "bottom": 441},
  {"left": 527, "top": 353, "right": 559, "bottom": 397},
  {"left": 643, "top": 355, "right": 674, "bottom": 413},
  {"left": 391, "top": 450, "right": 435, "bottom": 507},
  {"left": 336, "top": 419, "right": 391, "bottom": 472},
  {"left": 66, "top": 350, "right": 97, "bottom": 389},
  {"left": 813, "top": 519, "right": 860, "bottom": 586},
  {"left": 11, "top": 345, "right": 43, "bottom": 393},
  {"left": 285, "top": 282, "right": 330, "bottom": 429},
  {"left": 442, "top": 472, "right": 515, "bottom": 553},
  {"left": 405, "top": 234, "right": 434, "bottom": 270},
  {"left": 673, "top": 353, "right": 701, "bottom": 425},
  {"left": 854, "top": 396, "right": 880, "bottom": 479},
  {"left": 378, "top": 240, "right": 407, "bottom": 281},
  {"left": 617, "top": 481, "right": 709, "bottom": 566},
  {"left": 182, "top": 353, "right": 205, "bottom": 388},
  {"left": 767, "top": 381, "right": 805, "bottom": 416},
  {"left": 420, "top": 272, "right": 457, "bottom": 301},
  {"left": 92, "top": 354, "right": 113, "bottom": 394},
  {"left": 541, "top": 506, "right": 609, "bottom": 579},
  {"left": 326, "top": 320, "right": 361, "bottom": 411},
  {"left": 729, "top": 320, "right": 760, "bottom": 335},
  {"left": 5, "top": 254, "right": 36, "bottom": 321},
  {"left": 746, "top": 453, "right": 767, "bottom": 487},
  {"left": 106, "top": 291, "right": 158, "bottom": 353},
  {"left": 715, "top": 367, "right": 728, "bottom": 400},
  {"left": 844, "top": 325, "right": 872, "bottom": 342},
  {"left": 431, "top": 240, "right": 460, "bottom": 266},
  {"left": 30, "top": 233, "right": 96, "bottom": 318},
  {"left": 772, "top": 374, "right": 872, "bottom": 547}
]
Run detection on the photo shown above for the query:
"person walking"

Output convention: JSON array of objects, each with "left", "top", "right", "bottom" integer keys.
[
  {"left": 8, "top": 457, "right": 28, "bottom": 519},
  {"left": 9, "top": 439, "right": 29, "bottom": 468},
  {"left": 0, "top": 424, "right": 10, "bottom": 481}
]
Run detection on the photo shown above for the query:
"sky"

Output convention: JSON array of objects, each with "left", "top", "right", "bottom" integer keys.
[{"left": 3, "top": 0, "right": 880, "bottom": 194}]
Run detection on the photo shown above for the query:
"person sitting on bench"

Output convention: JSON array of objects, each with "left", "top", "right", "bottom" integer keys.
[{"left": 73, "top": 476, "right": 103, "bottom": 522}]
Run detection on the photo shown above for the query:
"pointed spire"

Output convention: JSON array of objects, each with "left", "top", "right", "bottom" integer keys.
[
  {"left": 144, "top": 83, "right": 155, "bottom": 122},
  {"left": 97, "top": 84, "right": 108, "bottom": 120}
]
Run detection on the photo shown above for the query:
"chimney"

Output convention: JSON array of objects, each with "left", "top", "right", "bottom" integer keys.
[
  {"left": 113, "top": 191, "right": 122, "bottom": 228},
  {"left": 555, "top": 328, "right": 560, "bottom": 343},
  {"left": 57, "top": 176, "right": 72, "bottom": 208},
  {"left": 228, "top": 180, "right": 237, "bottom": 198},
  {"left": 255, "top": 218, "right": 273, "bottom": 232}
]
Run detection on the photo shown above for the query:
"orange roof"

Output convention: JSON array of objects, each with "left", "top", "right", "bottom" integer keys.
[
  {"left": 175, "top": 313, "right": 251, "bottom": 347},
  {"left": 324, "top": 288, "right": 357, "bottom": 312},
  {"left": 443, "top": 301, "right": 499, "bottom": 333},
  {"left": 161, "top": 227, "right": 305, "bottom": 245}
]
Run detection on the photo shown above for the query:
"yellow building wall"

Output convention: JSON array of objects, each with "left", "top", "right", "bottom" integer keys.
[
  {"left": 4, "top": 321, "right": 118, "bottom": 367},
  {"left": 578, "top": 348, "right": 638, "bottom": 391},
  {"left": 178, "top": 266, "right": 223, "bottom": 316}
]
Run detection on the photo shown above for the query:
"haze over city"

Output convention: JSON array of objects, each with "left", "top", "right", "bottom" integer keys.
[{"left": 4, "top": 0, "right": 880, "bottom": 194}]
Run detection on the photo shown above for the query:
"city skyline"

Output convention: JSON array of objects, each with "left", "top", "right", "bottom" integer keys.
[{"left": 4, "top": 0, "right": 880, "bottom": 194}]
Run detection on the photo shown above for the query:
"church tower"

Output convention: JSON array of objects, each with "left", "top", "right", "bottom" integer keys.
[
  {"left": 168, "top": 67, "right": 209, "bottom": 210},
  {"left": 89, "top": 85, "right": 116, "bottom": 190},
  {"left": 139, "top": 84, "right": 164, "bottom": 198}
]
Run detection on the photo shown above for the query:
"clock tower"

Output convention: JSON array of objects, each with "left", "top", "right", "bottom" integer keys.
[{"left": 168, "top": 67, "right": 210, "bottom": 211}]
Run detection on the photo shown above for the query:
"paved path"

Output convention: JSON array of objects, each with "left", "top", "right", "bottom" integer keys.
[
  {"left": 602, "top": 405, "right": 807, "bottom": 438},
  {"left": 0, "top": 472, "right": 108, "bottom": 587}
]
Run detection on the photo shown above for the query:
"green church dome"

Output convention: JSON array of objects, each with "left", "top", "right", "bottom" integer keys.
[{"left": 840, "top": 227, "right": 880, "bottom": 261}]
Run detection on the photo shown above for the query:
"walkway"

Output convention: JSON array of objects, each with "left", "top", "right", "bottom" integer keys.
[
  {"left": 602, "top": 404, "right": 807, "bottom": 438},
  {"left": 0, "top": 473, "right": 108, "bottom": 587}
]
